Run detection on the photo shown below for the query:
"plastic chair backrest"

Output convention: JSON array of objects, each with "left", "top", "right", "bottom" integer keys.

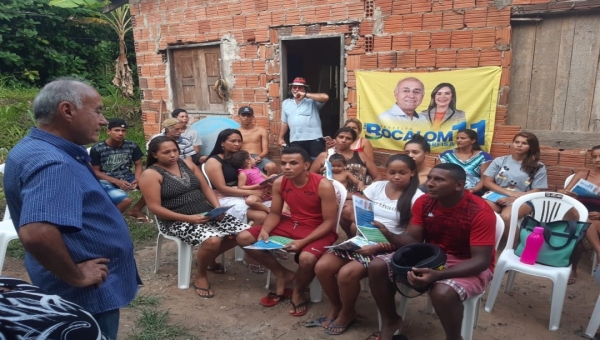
[
  {"left": 506, "top": 192, "right": 589, "bottom": 250},
  {"left": 564, "top": 174, "right": 574, "bottom": 188},
  {"left": 201, "top": 163, "right": 213, "bottom": 189},
  {"left": 330, "top": 180, "right": 347, "bottom": 231},
  {"left": 0, "top": 163, "right": 10, "bottom": 221},
  {"left": 494, "top": 212, "right": 504, "bottom": 250}
]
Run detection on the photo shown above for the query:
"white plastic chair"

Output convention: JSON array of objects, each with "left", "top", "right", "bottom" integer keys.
[
  {"left": 379, "top": 212, "right": 504, "bottom": 340},
  {"left": 484, "top": 192, "right": 588, "bottom": 331},
  {"left": 0, "top": 163, "right": 20, "bottom": 275},
  {"left": 264, "top": 179, "right": 346, "bottom": 303},
  {"left": 200, "top": 163, "right": 244, "bottom": 262},
  {"left": 153, "top": 215, "right": 226, "bottom": 289},
  {"left": 585, "top": 294, "right": 600, "bottom": 338}
]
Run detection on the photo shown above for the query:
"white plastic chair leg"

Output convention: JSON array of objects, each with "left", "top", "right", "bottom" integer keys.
[
  {"left": 154, "top": 234, "right": 164, "bottom": 274},
  {"left": 505, "top": 270, "right": 517, "bottom": 293},
  {"left": 484, "top": 262, "right": 508, "bottom": 313},
  {"left": 177, "top": 240, "right": 193, "bottom": 289},
  {"left": 360, "top": 277, "right": 370, "bottom": 292},
  {"left": 265, "top": 269, "right": 272, "bottom": 289},
  {"left": 585, "top": 295, "right": 600, "bottom": 338},
  {"left": 549, "top": 272, "right": 569, "bottom": 331},
  {"left": 461, "top": 294, "right": 482, "bottom": 340},
  {"left": 0, "top": 236, "right": 11, "bottom": 275},
  {"left": 592, "top": 251, "right": 598, "bottom": 276},
  {"left": 426, "top": 296, "right": 434, "bottom": 314},
  {"left": 309, "top": 278, "right": 322, "bottom": 303},
  {"left": 234, "top": 246, "right": 245, "bottom": 262}
]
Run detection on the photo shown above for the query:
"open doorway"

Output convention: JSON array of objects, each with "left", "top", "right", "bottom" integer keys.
[{"left": 280, "top": 36, "right": 344, "bottom": 141}]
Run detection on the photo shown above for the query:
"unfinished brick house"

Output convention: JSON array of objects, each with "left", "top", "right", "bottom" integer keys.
[{"left": 122, "top": 0, "right": 600, "bottom": 190}]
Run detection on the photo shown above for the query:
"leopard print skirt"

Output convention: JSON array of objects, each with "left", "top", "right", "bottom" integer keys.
[{"left": 158, "top": 214, "right": 250, "bottom": 246}]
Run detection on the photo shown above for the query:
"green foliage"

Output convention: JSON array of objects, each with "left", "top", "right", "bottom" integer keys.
[
  {"left": 48, "top": 0, "right": 107, "bottom": 9},
  {"left": 128, "top": 294, "right": 161, "bottom": 308},
  {"left": 127, "top": 310, "right": 195, "bottom": 340},
  {"left": 0, "top": 0, "right": 137, "bottom": 89}
]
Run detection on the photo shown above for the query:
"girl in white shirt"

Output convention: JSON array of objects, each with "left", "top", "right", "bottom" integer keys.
[{"left": 313, "top": 154, "right": 424, "bottom": 335}]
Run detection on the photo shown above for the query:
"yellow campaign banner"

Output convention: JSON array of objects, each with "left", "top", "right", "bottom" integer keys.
[{"left": 356, "top": 66, "right": 501, "bottom": 153}]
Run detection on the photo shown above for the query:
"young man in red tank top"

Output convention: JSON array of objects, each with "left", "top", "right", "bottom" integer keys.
[
  {"left": 368, "top": 163, "right": 496, "bottom": 340},
  {"left": 237, "top": 147, "right": 339, "bottom": 317}
]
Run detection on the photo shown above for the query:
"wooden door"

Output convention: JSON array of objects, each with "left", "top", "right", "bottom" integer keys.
[
  {"left": 171, "top": 46, "right": 225, "bottom": 113},
  {"left": 508, "top": 11, "right": 600, "bottom": 148}
]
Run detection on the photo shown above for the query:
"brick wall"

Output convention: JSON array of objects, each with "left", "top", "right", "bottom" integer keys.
[{"left": 130, "top": 0, "right": 587, "bottom": 190}]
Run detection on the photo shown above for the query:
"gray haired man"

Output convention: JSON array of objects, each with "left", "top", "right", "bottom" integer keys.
[{"left": 3, "top": 78, "right": 141, "bottom": 340}]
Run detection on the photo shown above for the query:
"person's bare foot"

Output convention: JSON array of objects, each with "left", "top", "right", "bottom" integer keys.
[
  {"left": 321, "top": 305, "right": 341, "bottom": 328},
  {"left": 379, "top": 314, "right": 403, "bottom": 340},
  {"left": 127, "top": 209, "right": 151, "bottom": 222},
  {"left": 192, "top": 277, "right": 214, "bottom": 298},
  {"left": 568, "top": 271, "right": 577, "bottom": 285},
  {"left": 289, "top": 288, "right": 308, "bottom": 316},
  {"left": 329, "top": 309, "right": 357, "bottom": 333},
  {"left": 275, "top": 269, "right": 295, "bottom": 296}
]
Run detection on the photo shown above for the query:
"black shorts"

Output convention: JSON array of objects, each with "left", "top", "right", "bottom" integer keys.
[{"left": 290, "top": 138, "right": 325, "bottom": 159}]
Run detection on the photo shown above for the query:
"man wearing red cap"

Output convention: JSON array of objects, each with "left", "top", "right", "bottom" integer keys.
[{"left": 279, "top": 77, "right": 329, "bottom": 159}]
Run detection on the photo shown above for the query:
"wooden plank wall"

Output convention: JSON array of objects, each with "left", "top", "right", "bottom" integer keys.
[{"left": 508, "top": 11, "right": 600, "bottom": 148}]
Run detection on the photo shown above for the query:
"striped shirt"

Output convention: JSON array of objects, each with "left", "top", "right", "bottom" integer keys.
[
  {"left": 3, "top": 128, "right": 141, "bottom": 315},
  {"left": 149, "top": 133, "right": 196, "bottom": 159}
]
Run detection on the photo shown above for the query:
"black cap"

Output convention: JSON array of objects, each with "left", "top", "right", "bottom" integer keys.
[
  {"left": 108, "top": 118, "right": 128, "bottom": 130},
  {"left": 238, "top": 106, "right": 254, "bottom": 116}
]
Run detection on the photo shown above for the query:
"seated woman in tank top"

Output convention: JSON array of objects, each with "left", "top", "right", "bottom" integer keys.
[
  {"left": 310, "top": 127, "right": 382, "bottom": 194},
  {"left": 560, "top": 145, "right": 600, "bottom": 284},
  {"left": 139, "top": 136, "right": 249, "bottom": 298},
  {"left": 203, "top": 129, "right": 270, "bottom": 224}
]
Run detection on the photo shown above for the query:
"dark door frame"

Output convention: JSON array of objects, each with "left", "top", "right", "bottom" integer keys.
[{"left": 279, "top": 35, "right": 346, "bottom": 131}]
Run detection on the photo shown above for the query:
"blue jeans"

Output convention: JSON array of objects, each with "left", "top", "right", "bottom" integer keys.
[{"left": 93, "top": 309, "right": 120, "bottom": 340}]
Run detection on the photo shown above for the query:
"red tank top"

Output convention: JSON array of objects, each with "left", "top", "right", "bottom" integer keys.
[{"left": 281, "top": 172, "right": 324, "bottom": 228}]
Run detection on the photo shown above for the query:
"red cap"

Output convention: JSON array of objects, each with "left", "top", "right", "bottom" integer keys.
[{"left": 289, "top": 77, "right": 308, "bottom": 86}]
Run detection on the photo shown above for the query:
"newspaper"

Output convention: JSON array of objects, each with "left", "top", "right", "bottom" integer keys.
[
  {"left": 243, "top": 236, "right": 293, "bottom": 250},
  {"left": 353, "top": 196, "right": 388, "bottom": 243},
  {"left": 481, "top": 191, "right": 508, "bottom": 203},
  {"left": 570, "top": 178, "right": 600, "bottom": 198},
  {"left": 326, "top": 235, "right": 376, "bottom": 251}
]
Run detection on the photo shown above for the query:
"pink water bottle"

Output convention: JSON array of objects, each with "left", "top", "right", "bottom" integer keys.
[{"left": 520, "top": 227, "right": 544, "bottom": 265}]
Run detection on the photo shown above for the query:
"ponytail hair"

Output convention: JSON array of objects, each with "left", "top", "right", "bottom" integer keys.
[
  {"left": 405, "top": 134, "right": 431, "bottom": 153},
  {"left": 385, "top": 154, "right": 419, "bottom": 229}
]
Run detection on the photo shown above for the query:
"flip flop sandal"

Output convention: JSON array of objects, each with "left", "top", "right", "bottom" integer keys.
[
  {"left": 305, "top": 316, "right": 334, "bottom": 328},
  {"left": 192, "top": 282, "right": 214, "bottom": 298},
  {"left": 207, "top": 263, "right": 225, "bottom": 274},
  {"left": 324, "top": 319, "right": 355, "bottom": 335},
  {"left": 289, "top": 300, "right": 309, "bottom": 317},
  {"left": 260, "top": 288, "right": 292, "bottom": 307},
  {"left": 132, "top": 216, "right": 152, "bottom": 223}
]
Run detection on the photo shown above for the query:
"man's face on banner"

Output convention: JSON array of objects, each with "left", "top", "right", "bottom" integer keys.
[{"left": 394, "top": 79, "right": 424, "bottom": 113}]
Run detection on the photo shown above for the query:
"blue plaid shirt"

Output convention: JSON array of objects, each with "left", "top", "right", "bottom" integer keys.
[{"left": 3, "top": 128, "right": 141, "bottom": 315}]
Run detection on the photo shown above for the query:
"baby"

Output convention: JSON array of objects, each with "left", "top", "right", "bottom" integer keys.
[
  {"left": 329, "top": 153, "right": 365, "bottom": 192},
  {"left": 230, "top": 150, "right": 273, "bottom": 213}
]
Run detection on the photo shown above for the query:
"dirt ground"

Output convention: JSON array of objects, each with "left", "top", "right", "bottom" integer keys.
[{"left": 3, "top": 242, "right": 600, "bottom": 340}]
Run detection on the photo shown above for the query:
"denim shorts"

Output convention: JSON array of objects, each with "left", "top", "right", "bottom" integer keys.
[{"left": 99, "top": 174, "right": 135, "bottom": 205}]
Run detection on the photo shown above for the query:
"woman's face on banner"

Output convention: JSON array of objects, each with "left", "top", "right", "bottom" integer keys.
[{"left": 434, "top": 86, "right": 452, "bottom": 108}]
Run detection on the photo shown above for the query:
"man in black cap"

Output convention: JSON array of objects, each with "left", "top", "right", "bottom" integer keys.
[
  {"left": 368, "top": 163, "right": 497, "bottom": 340},
  {"left": 238, "top": 106, "right": 277, "bottom": 176},
  {"left": 90, "top": 118, "right": 149, "bottom": 221}
]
